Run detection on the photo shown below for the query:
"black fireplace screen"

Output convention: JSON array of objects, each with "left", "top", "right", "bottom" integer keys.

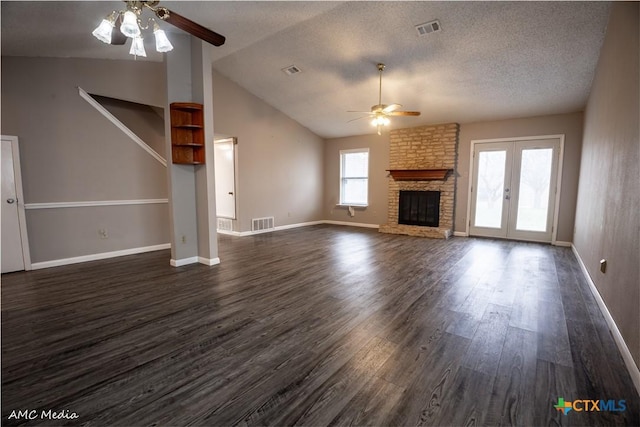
[{"left": 398, "top": 190, "right": 440, "bottom": 227}]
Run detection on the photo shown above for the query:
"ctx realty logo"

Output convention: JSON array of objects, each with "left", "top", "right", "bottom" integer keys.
[{"left": 554, "top": 397, "right": 627, "bottom": 415}]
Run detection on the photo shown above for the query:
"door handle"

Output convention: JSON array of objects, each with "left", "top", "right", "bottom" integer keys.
[
  {"left": 6, "top": 198, "right": 16, "bottom": 204},
  {"left": 228, "top": 192, "right": 233, "bottom": 195}
]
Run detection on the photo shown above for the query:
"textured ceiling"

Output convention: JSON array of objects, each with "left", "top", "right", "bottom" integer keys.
[{"left": 1, "top": 1, "right": 611, "bottom": 138}]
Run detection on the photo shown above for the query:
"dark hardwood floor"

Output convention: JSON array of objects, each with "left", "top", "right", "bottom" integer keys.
[{"left": 2, "top": 225, "right": 638, "bottom": 426}]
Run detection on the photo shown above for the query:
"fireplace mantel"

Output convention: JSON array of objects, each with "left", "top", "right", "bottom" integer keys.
[{"left": 386, "top": 169, "right": 452, "bottom": 181}]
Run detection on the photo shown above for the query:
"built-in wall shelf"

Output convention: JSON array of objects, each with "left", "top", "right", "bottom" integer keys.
[
  {"left": 387, "top": 169, "right": 452, "bottom": 181},
  {"left": 170, "top": 102, "right": 205, "bottom": 165}
]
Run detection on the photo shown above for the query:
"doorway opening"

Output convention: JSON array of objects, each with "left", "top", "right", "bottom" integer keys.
[{"left": 214, "top": 137, "right": 237, "bottom": 231}]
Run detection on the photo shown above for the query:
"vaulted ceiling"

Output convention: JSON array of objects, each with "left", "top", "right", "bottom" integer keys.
[{"left": 1, "top": 1, "right": 610, "bottom": 138}]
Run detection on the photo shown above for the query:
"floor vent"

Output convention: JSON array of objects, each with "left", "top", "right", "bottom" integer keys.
[
  {"left": 252, "top": 216, "right": 275, "bottom": 232},
  {"left": 415, "top": 20, "right": 441, "bottom": 36},
  {"left": 217, "top": 218, "right": 233, "bottom": 232}
]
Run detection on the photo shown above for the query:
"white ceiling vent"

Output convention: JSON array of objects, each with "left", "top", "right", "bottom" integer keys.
[
  {"left": 282, "top": 65, "right": 302, "bottom": 76},
  {"left": 415, "top": 20, "right": 441, "bottom": 36}
]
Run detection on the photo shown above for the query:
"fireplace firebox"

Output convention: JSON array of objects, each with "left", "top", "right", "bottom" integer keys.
[{"left": 398, "top": 190, "right": 440, "bottom": 227}]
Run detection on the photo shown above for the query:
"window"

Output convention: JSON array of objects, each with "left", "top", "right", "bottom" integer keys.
[{"left": 340, "top": 149, "right": 369, "bottom": 205}]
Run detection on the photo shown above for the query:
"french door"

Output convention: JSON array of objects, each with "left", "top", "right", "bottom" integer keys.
[{"left": 469, "top": 138, "right": 561, "bottom": 243}]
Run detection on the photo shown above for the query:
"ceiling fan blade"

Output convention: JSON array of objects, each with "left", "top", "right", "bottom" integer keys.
[
  {"left": 347, "top": 115, "right": 371, "bottom": 123},
  {"left": 389, "top": 111, "right": 421, "bottom": 116},
  {"left": 347, "top": 110, "right": 375, "bottom": 114},
  {"left": 382, "top": 103, "right": 402, "bottom": 113},
  {"left": 111, "top": 15, "right": 127, "bottom": 45},
  {"left": 155, "top": 7, "right": 226, "bottom": 46}
]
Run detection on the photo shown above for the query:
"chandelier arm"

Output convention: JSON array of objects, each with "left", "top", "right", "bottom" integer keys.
[{"left": 136, "top": 17, "right": 155, "bottom": 31}]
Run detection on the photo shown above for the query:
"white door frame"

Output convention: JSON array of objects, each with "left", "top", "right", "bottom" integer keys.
[
  {"left": 213, "top": 137, "right": 237, "bottom": 219},
  {"left": 465, "top": 134, "right": 565, "bottom": 245},
  {"left": 1, "top": 135, "right": 31, "bottom": 271}
]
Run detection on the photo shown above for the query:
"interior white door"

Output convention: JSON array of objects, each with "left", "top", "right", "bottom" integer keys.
[
  {"left": 2, "top": 138, "right": 26, "bottom": 273},
  {"left": 469, "top": 138, "right": 560, "bottom": 243},
  {"left": 213, "top": 138, "right": 237, "bottom": 219}
]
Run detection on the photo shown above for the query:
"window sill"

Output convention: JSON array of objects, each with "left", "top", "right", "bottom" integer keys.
[{"left": 336, "top": 204, "right": 368, "bottom": 208}]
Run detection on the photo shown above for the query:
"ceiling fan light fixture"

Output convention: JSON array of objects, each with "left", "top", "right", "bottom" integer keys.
[
  {"left": 371, "top": 115, "right": 390, "bottom": 127},
  {"left": 92, "top": 12, "right": 117, "bottom": 44},
  {"left": 92, "top": 1, "right": 225, "bottom": 55},
  {"left": 120, "top": 10, "right": 141, "bottom": 38},
  {"left": 153, "top": 25, "right": 173, "bottom": 52},
  {"left": 129, "top": 36, "right": 147, "bottom": 57}
]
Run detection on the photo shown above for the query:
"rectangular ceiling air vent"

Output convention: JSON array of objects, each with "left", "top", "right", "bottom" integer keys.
[
  {"left": 415, "top": 20, "right": 441, "bottom": 36},
  {"left": 282, "top": 65, "right": 302, "bottom": 76}
]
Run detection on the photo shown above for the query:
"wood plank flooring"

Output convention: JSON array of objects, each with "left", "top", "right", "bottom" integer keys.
[{"left": 1, "top": 225, "right": 638, "bottom": 426}]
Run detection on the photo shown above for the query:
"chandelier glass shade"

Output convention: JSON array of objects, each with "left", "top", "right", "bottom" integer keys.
[
  {"left": 153, "top": 24, "right": 173, "bottom": 53},
  {"left": 120, "top": 11, "right": 141, "bottom": 38},
  {"left": 91, "top": 12, "right": 117, "bottom": 44},
  {"left": 129, "top": 36, "right": 147, "bottom": 57},
  {"left": 92, "top": 3, "right": 173, "bottom": 57}
]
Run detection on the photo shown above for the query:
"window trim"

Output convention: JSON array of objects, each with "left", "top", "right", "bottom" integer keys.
[{"left": 339, "top": 148, "right": 369, "bottom": 206}]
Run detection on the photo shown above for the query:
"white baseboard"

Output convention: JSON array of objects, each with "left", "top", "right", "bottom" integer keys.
[
  {"left": 276, "top": 220, "right": 325, "bottom": 231},
  {"left": 198, "top": 257, "right": 220, "bottom": 266},
  {"left": 216, "top": 229, "right": 243, "bottom": 237},
  {"left": 571, "top": 244, "right": 640, "bottom": 395},
  {"left": 216, "top": 220, "right": 379, "bottom": 237},
  {"left": 453, "top": 231, "right": 468, "bottom": 237},
  {"left": 322, "top": 220, "right": 380, "bottom": 229},
  {"left": 31, "top": 243, "right": 171, "bottom": 270},
  {"left": 553, "top": 240, "right": 572, "bottom": 247},
  {"left": 170, "top": 256, "right": 199, "bottom": 267}
]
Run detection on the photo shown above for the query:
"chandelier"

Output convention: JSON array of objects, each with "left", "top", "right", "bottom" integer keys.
[{"left": 92, "top": 1, "right": 173, "bottom": 57}]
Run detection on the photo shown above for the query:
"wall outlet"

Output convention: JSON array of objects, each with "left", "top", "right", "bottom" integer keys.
[
  {"left": 181, "top": 235, "right": 187, "bottom": 244},
  {"left": 98, "top": 229, "right": 108, "bottom": 239}
]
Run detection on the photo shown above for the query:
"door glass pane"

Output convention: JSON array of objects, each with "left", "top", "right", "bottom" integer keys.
[
  {"left": 516, "top": 148, "right": 552, "bottom": 231},
  {"left": 474, "top": 150, "right": 506, "bottom": 228}
]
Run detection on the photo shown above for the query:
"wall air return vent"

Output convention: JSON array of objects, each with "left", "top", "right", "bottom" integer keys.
[
  {"left": 415, "top": 20, "right": 441, "bottom": 36},
  {"left": 281, "top": 65, "right": 302, "bottom": 76},
  {"left": 217, "top": 218, "right": 233, "bottom": 232},
  {"left": 252, "top": 216, "right": 275, "bottom": 232}
]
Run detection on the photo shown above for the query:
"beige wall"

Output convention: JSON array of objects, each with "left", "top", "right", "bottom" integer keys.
[
  {"left": 92, "top": 95, "right": 166, "bottom": 159},
  {"left": 456, "top": 112, "right": 584, "bottom": 242},
  {"left": 574, "top": 3, "right": 639, "bottom": 367},
  {"left": 1, "top": 57, "right": 169, "bottom": 263},
  {"left": 212, "top": 70, "right": 324, "bottom": 232},
  {"left": 324, "top": 134, "right": 389, "bottom": 225}
]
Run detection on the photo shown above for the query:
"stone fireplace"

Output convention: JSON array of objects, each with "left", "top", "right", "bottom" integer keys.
[{"left": 379, "top": 123, "right": 459, "bottom": 239}]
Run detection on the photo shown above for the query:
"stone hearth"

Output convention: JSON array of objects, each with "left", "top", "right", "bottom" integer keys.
[{"left": 379, "top": 123, "right": 459, "bottom": 238}]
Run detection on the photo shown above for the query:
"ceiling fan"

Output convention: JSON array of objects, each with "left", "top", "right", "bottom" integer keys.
[
  {"left": 349, "top": 63, "right": 420, "bottom": 135},
  {"left": 93, "top": 1, "right": 225, "bottom": 56}
]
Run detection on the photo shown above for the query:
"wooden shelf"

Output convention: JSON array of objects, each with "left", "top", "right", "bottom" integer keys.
[
  {"left": 387, "top": 169, "right": 452, "bottom": 181},
  {"left": 170, "top": 102, "right": 204, "bottom": 165},
  {"left": 174, "top": 124, "right": 203, "bottom": 129}
]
